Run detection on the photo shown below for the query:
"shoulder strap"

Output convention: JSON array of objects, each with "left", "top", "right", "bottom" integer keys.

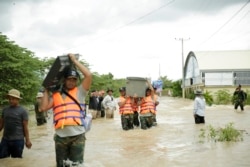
[{"left": 62, "top": 89, "right": 86, "bottom": 118}]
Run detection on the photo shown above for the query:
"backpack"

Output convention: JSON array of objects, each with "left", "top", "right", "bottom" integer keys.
[{"left": 244, "top": 92, "right": 247, "bottom": 100}]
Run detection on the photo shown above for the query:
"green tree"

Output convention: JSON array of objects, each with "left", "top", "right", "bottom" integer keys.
[
  {"left": 89, "top": 72, "right": 126, "bottom": 97},
  {"left": 159, "top": 75, "right": 172, "bottom": 89},
  {"left": 172, "top": 80, "right": 182, "bottom": 97},
  {"left": 0, "top": 33, "right": 44, "bottom": 105}
]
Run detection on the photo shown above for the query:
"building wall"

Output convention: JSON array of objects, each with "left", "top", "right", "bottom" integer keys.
[
  {"left": 184, "top": 51, "right": 250, "bottom": 89},
  {"left": 204, "top": 86, "right": 250, "bottom": 96}
]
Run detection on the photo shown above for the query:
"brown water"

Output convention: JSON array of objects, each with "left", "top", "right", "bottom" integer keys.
[{"left": 1, "top": 96, "right": 250, "bottom": 167}]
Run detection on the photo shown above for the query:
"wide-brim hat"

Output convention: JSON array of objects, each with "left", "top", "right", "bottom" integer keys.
[
  {"left": 195, "top": 89, "right": 203, "bottom": 95},
  {"left": 36, "top": 92, "right": 44, "bottom": 98},
  {"left": 7, "top": 89, "right": 22, "bottom": 99}
]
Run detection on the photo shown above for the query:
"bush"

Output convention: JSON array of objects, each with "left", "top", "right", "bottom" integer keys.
[
  {"left": 244, "top": 89, "right": 250, "bottom": 105},
  {"left": 186, "top": 91, "right": 195, "bottom": 99},
  {"left": 203, "top": 90, "right": 213, "bottom": 106},
  {"left": 198, "top": 122, "right": 243, "bottom": 143},
  {"left": 214, "top": 89, "right": 232, "bottom": 105}
]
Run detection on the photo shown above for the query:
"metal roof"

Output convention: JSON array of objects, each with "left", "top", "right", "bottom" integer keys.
[{"left": 190, "top": 50, "right": 250, "bottom": 70}]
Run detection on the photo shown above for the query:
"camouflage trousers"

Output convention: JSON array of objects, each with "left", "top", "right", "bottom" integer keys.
[
  {"left": 139, "top": 115, "right": 153, "bottom": 130},
  {"left": 152, "top": 113, "right": 157, "bottom": 126},
  {"left": 121, "top": 114, "right": 134, "bottom": 130},
  {"left": 54, "top": 133, "right": 86, "bottom": 167},
  {"left": 133, "top": 111, "right": 140, "bottom": 127}
]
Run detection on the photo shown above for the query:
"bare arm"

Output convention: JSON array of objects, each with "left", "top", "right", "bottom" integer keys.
[
  {"left": 118, "top": 97, "right": 126, "bottom": 107},
  {"left": 147, "top": 80, "right": 155, "bottom": 99},
  {"left": 23, "top": 120, "right": 32, "bottom": 149},
  {"left": 68, "top": 54, "right": 92, "bottom": 91},
  {"left": 40, "top": 89, "right": 53, "bottom": 112}
]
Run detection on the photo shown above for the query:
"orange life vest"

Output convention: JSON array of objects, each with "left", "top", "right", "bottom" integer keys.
[
  {"left": 140, "top": 96, "right": 156, "bottom": 114},
  {"left": 132, "top": 102, "right": 138, "bottom": 112},
  {"left": 52, "top": 87, "right": 85, "bottom": 129},
  {"left": 119, "top": 96, "right": 133, "bottom": 114}
]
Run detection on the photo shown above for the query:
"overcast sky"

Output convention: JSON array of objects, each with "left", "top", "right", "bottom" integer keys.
[{"left": 1, "top": 0, "right": 250, "bottom": 81}]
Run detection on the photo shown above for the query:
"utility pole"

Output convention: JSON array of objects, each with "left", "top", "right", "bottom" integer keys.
[
  {"left": 159, "top": 63, "right": 161, "bottom": 79},
  {"left": 175, "top": 38, "right": 190, "bottom": 98}
]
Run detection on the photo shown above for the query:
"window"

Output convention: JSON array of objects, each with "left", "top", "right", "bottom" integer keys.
[
  {"left": 205, "top": 72, "right": 233, "bottom": 86},
  {"left": 235, "top": 71, "right": 250, "bottom": 85}
]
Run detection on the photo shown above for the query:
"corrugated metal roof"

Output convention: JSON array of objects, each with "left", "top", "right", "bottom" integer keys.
[{"left": 192, "top": 50, "right": 250, "bottom": 70}]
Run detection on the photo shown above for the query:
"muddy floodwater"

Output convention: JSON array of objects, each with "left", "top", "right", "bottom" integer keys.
[{"left": 1, "top": 96, "right": 250, "bottom": 167}]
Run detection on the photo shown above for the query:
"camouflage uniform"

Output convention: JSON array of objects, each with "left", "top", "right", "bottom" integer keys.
[
  {"left": 121, "top": 114, "right": 134, "bottom": 130},
  {"left": 133, "top": 111, "right": 140, "bottom": 127},
  {"left": 233, "top": 86, "right": 246, "bottom": 111},
  {"left": 139, "top": 113, "right": 153, "bottom": 130},
  {"left": 54, "top": 133, "right": 86, "bottom": 167}
]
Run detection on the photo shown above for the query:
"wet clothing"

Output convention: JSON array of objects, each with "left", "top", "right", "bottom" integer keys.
[
  {"left": 89, "top": 95, "right": 99, "bottom": 119},
  {"left": 139, "top": 114, "right": 153, "bottom": 130},
  {"left": 97, "top": 96, "right": 105, "bottom": 117},
  {"left": 233, "top": 90, "right": 246, "bottom": 111},
  {"left": 194, "top": 114, "right": 205, "bottom": 124},
  {"left": 34, "top": 102, "right": 47, "bottom": 126},
  {"left": 139, "top": 96, "right": 155, "bottom": 130},
  {"left": 121, "top": 114, "right": 134, "bottom": 130},
  {"left": 152, "top": 113, "right": 157, "bottom": 126},
  {"left": 0, "top": 106, "right": 28, "bottom": 158},
  {"left": 1, "top": 106, "right": 28, "bottom": 140},
  {"left": 105, "top": 108, "right": 115, "bottom": 118},
  {"left": 118, "top": 96, "right": 134, "bottom": 130},
  {"left": 102, "top": 95, "right": 116, "bottom": 110},
  {"left": 53, "top": 87, "right": 86, "bottom": 129},
  {"left": 89, "top": 95, "right": 98, "bottom": 110},
  {"left": 132, "top": 99, "right": 140, "bottom": 127},
  {"left": 54, "top": 133, "right": 86, "bottom": 167},
  {"left": 140, "top": 96, "right": 156, "bottom": 114},
  {"left": 152, "top": 95, "right": 159, "bottom": 126},
  {"left": 102, "top": 95, "right": 116, "bottom": 118},
  {"left": 133, "top": 111, "right": 140, "bottom": 127},
  {"left": 118, "top": 97, "right": 133, "bottom": 115},
  {"left": 51, "top": 85, "right": 87, "bottom": 166},
  {"left": 193, "top": 96, "right": 206, "bottom": 124},
  {"left": 0, "top": 138, "right": 24, "bottom": 158}
]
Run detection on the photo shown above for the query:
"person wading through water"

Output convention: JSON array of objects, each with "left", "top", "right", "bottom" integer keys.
[{"left": 40, "top": 53, "right": 92, "bottom": 167}]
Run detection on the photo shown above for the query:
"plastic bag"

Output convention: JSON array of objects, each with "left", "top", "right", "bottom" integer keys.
[{"left": 83, "top": 114, "right": 92, "bottom": 132}]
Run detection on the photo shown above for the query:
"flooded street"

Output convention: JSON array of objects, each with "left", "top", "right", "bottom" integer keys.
[{"left": 1, "top": 96, "right": 250, "bottom": 167}]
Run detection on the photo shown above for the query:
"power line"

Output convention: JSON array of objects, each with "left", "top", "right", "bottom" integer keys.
[
  {"left": 201, "top": 0, "right": 250, "bottom": 44},
  {"left": 89, "top": 0, "right": 175, "bottom": 41},
  {"left": 57, "top": 0, "right": 176, "bottom": 56},
  {"left": 175, "top": 38, "right": 190, "bottom": 98}
]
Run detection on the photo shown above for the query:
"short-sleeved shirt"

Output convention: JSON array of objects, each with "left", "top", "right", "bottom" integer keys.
[
  {"left": 55, "top": 85, "right": 88, "bottom": 137},
  {"left": 2, "top": 105, "right": 28, "bottom": 140}
]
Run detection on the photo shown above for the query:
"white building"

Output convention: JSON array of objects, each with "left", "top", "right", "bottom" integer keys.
[{"left": 184, "top": 50, "right": 250, "bottom": 96}]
